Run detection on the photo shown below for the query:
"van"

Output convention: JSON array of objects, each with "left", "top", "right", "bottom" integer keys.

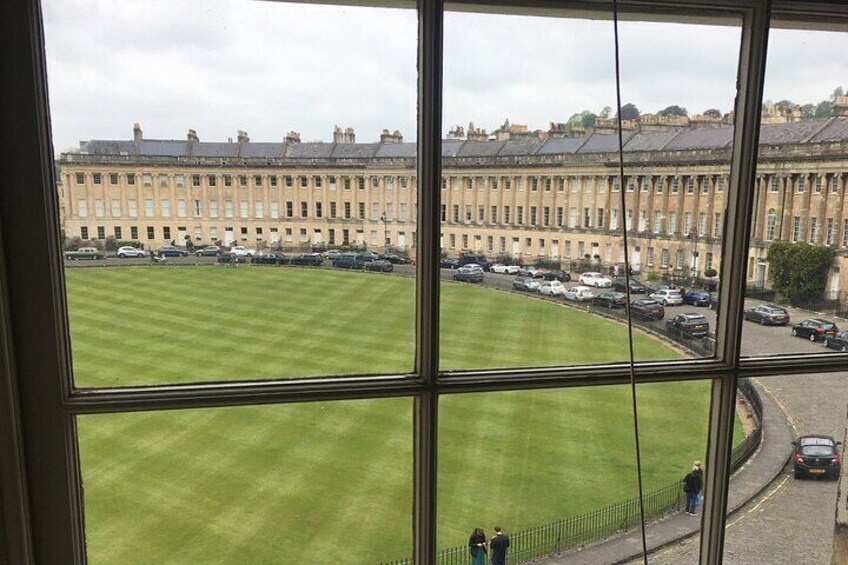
[{"left": 333, "top": 253, "right": 365, "bottom": 270}]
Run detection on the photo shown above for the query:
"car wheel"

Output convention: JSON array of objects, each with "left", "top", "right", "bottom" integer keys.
[
  {"left": 825, "top": 339, "right": 830, "bottom": 348},
  {"left": 118, "top": 253, "right": 126, "bottom": 258},
  {"left": 760, "top": 318, "right": 765, "bottom": 325},
  {"left": 791, "top": 328, "right": 797, "bottom": 337},
  {"left": 663, "top": 300, "right": 669, "bottom": 306},
  {"left": 842, "top": 345, "right": 847, "bottom": 353},
  {"left": 810, "top": 333, "right": 817, "bottom": 342}
]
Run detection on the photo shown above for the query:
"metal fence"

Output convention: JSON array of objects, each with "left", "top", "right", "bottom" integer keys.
[{"left": 379, "top": 372, "right": 764, "bottom": 565}]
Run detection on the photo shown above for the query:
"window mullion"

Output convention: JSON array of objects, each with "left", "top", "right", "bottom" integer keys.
[{"left": 700, "top": 2, "right": 771, "bottom": 564}]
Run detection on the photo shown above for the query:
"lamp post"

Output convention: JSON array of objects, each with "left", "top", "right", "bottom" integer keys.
[{"left": 381, "top": 211, "right": 388, "bottom": 252}]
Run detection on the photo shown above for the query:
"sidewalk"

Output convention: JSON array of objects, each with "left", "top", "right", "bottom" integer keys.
[{"left": 537, "top": 379, "right": 793, "bottom": 565}]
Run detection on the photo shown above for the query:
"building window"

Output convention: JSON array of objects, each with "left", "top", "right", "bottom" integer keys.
[
  {"left": 639, "top": 210, "right": 648, "bottom": 232},
  {"left": 109, "top": 173, "right": 118, "bottom": 185},
  {"left": 529, "top": 206, "right": 537, "bottom": 226},
  {"left": 255, "top": 201, "right": 264, "bottom": 219},
  {"left": 826, "top": 218, "right": 834, "bottom": 246},
  {"left": 270, "top": 176, "right": 277, "bottom": 187},
  {"left": 77, "top": 199, "right": 88, "bottom": 217},
  {"left": 80, "top": 226, "right": 88, "bottom": 239},
  {"left": 126, "top": 173, "right": 135, "bottom": 185},
  {"left": 686, "top": 177, "right": 695, "bottom": 194},
  {"left": 284, "top": 175, "right": 292, "bottom": 187},
  {"left": 462, "top": 234, "right": 469, "bottom": 249},
  {"left": 128, "top": 200, "right": 137, "bottom": 218},
  {"left": 714, "top": 213, "right": 722, "bottom": 239},
  {"left": 792, "top": 216, "right": 801, "bottom": 242},
  {"left": 646, "top": 247, "right": 654, "bottom": 266},
  {"left": 655, "top": 178, "right": 664, "bottom": 194},
  {"left": 765, "top": 209, "right": 776, "bottom": 241},
  {"left": 626, "top": 177, "right": 635, "bottom": 192},
  {"left": 224, "top": 200, "right": 234, "bottom": 218},
  {"left": 255, "top": 175, "right": 263, "bottom": 187},
  {"left": 530, "top": 177, "right": 538, "bottom": 191},
  {"left": 584, "top": 208, "right": 591, "bottom": 229},
  {"left": 317, "top": 202, "right": 325, "bottom": 219},
  {"left": 668, "top": 212, "right": 677, "bottom": 234},
  {"left": 209, "top": 200, "right": 218, "bottom": 218},
  {"left": 660, "top": 248, "right": 670, "bottom": 268},
  {"left": 94, "top": 199, "right": 104, "bottom": 218},
  {"left": 809, "top": 218, "right": 818, "bottom": 244},
  {"left": 597, "top": 208, "right": 605, "bottom": 229},
  {"left": 111, "top": 199, "right": 120, "bottom": 217},
  {"left": 286, "top": 201, "right": 293, "bottom": 218},
  {"left": 240, "top": 175, "right": 248, "bottom": 188},
  {"left": 143, "top": 173, "right": 152, "bottom": 186},
  {"left": 504, "top": 207, "right": 511, "bottom": 225},
  {"left": 300, "top": 202, "right": 308, "bottom": 218},
  {"left": 194, "top": 200, "right": 202, "bottom": 217},
  {"left": 224, "top": 175, "right": 232, "bottom": 187},
  {"left": 769, "top": 176, "right": 780, "bottom": 192},
  {"left": 210, "top": 227, "right": 218, "bottom": 241},
  {"left": 192, "top": 174, "right": 201, "bottom": 187},
  {"left": 641, "top": 178, "right": 650, "bottom": 192},
  {"left": 177, "top": 199, "right": 187, "bottom": 218},
  {"left": 112, "top": 226, "right": 121, "bottom": 239},
  {"left": 698, "top": 212, "right": 707, "bottom": 236},
  {"left": 675, "top": 249, "right": 685, "bottom": 270},
  {"left": 92, "top": 173, "right": 101, "bottom": 185},
  {"left": 146, "top": 226, "right": 154, "bottom": 240},
  {"left": 345, "top": 202, "right": 352, "bottom": 219},
  {"left": 208, "top": 175, "right": 217, "bottom": 187},
  {"left": 270, "top": 201, "right": 279, "bottom": 219},
  {"left": 842, "top": 220, "right": 848, "bottom": 247},
  {"left": 75, "top": 172, "right": 84, "bottom": 184},
  {"left": 670, "top": 178, "right": 680, "bottom": 193},
  {"left": 653, "top": 211, "right": 662, "bottom": 234},
  {"left": 517, "top": 206, "right": 524, "bottom": 225},
  {"left": 796, "top": 176, "right": 806, "bottom": 193},
  {"left": 556, "top": 207, "right": 563, "bottom": 227},
  {"left": 163, "top": 174, "right": 172, "bottom": 187},
  {"left": 491, "top": 206, "right": 498, "bottom": 224}
]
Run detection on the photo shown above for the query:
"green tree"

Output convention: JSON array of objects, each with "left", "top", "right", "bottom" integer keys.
[
  {"left": 766, "top": 242, "right": 835, "bottom": 305},
  {"left": 657, "top": 105, "right": 688, "bottom": 117},
  {"left": 702, "top": 108, "right": 722, "bottom": 119},
  {"left": 618, "top": 103, "right": 641, "bottom": 121}
]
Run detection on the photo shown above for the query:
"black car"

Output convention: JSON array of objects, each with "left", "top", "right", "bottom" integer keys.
[
  {"left": 333, "top": 253, "right": 365, "bottom": 270},
  {"left": 631, "top": 299, "right": 665, "bottom": 320},
  {"left": 366, "top": 259, "right": 394, "bottom": 272},
  {"left": 593, "top": 291, "right": 627, "bottom": 308},
  {"left": 542, "top": 270, "right": 571, "bottom": 282},
  {"left": 612, "top": 278, "right": 646, "bottom": 294},
  {"left": 793, "top": 435, "right": 841, "bottom": 479},
  {"left": 251, "top": 252, "right": 289, "bottom": 265},
  {"left": 791, "top": 319, "right": 838, "bottom": 342},
  {"left": 453, "top": 265, "right": 484, "bottom": 283},
  {"left": 666, "top": 313, "right": 710, "bottom": 338},
  {"left": 359, "top": 251, "right": 380, "bottom": 262},
  {"left": 440, "top": 258, "right": 460, "bottom": 269},
  {"left": 382, "top": 253, "right": 411, "bottom": 265},
  {"left": 217, "top": 252, "right": 238, "bottom": 264},
  {"left": 743, "top": 304, "right": 790, "bottom": 325},
  {"left": 291, "top": 253, "right": 324, "bottom": 266},
  {"left": 459, "top": 254, "right": 491, "bottom": 271},
  {"left": 195, "top": 245, "right": 222, "bottom": 257},
  {"left": 682, "top": 290, "right": 712, "bottom": 307},
  {"left": 824, "top": 330, "right": 848, "bottom": 352}
]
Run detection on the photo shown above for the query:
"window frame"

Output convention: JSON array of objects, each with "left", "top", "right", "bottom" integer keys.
[{"left": 5, "top": 3, "right": 848, "bottom": 565}]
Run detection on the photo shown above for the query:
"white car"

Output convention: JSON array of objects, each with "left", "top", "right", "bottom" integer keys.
[
  {"left": 490, "top": 264, "right": 520, "bottom": 275},
  {"left": 578, "top": 272, "right": 612, "bottom": 287},
  {"left": 230, "top": 246, "right": 256, "bottom": 257},
  {"left": 539, "top": 280, "right": 566, "bottom": 296},
  {"left": 650, "top": 288, "right": 684, "bottom": 306},
  {"left": 116, "top": 246, "right": 146, "bottom": 258},
  {"left": 518, "top": 266, "right": 542, "bottom": 278},
  {"left": 564, "top": 285, "right": 596, "bottom": 302}
]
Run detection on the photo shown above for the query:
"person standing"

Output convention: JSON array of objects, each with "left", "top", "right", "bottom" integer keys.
[
  {"left": 692, "top": 461, "right": 704, "bottom": 513},
  {"left": 490, "top": 526, "right": 510, "bottom": 565},
  {"left": 682, "top": 460, "right": 703, "bottom": 516},
  {"left": 468, "top": 528, "right": 487, "bottom": 565}
]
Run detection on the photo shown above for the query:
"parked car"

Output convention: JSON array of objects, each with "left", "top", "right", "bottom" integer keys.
[
  {"left": 381, "top": 253, "right": 411, "bottom": 265},
  {"left": 563, "top": 285, "right": 596, "bottom": 302},
  {"left": 453, "top": 265, "right": 484, "bottom": 283},
  {"left": 359, "top": 251, "right": 380, "bottom": 262},
  {"left": 539, "top": 280, "right": 566, "bottom": 296},
  {"left": 366, "top": 259, "right": 394, "bottom": 272},
  {"left": 64, "top": 247, "right": 105, "bottom": 260},
  {"left": 229, "top": 246, "right": 256, "bottom": 257},
  {"left": 824, "top": 330, "right": 848, "bottom": 352},
  {"left": 743, "top": 304, "right": 790, "bottom": 325},
  {"left": 251, "top": 252, "right": 289, "bottom": 265},
  {"left": 578, "top": 272, "right": 612, "bottom": 288},
  {"left": 490, "top": 264, "right": 521, "bottom": 275},
  {"left": 323, "top": 249, "right": 342, "bottom": 260},
  {"left": 217, "top": 252, "right": 237, "bottom": 264},
  {"left": 115, "top": 246, "right": 146, "bottom": 258},
  {"left": 333, "top": 253, "right": 365, "bottom": 270},
  {"left": 158, "top": 246, "right": 188, "bottom": 257},
  {"left": 440, "top": 258, "right": 460, "bottom": 269},
  {"left": 792, "top": 435, "right": 841, "bottom": 479},
  {"left": 631, "top": 299, "right": 665, "bottom": 320},
  {"left": 593, "top": 291, "right": 627, "bottom": 309},
  {"left": 512, "top": 277, "right": 540, "bottom": 292},
  {"left": 518, "top": 266, "right": 543, "bottom": 278},
  {"left": 195, "top": 245, "right": 222, "bottom": 257},
  {"left": 650, "top": 288, "right": 684, "bottom": 306},
  {"left": 612, "top": 278, "right": 646, "bottom": 294},
  {"left": 682, "top": 289, "right": 712, "bottom": 307},
  {"left": 791, "top": 319, "right": 838, "bottom": 342},
  {"left": 459, "top": 254, "right": 491, "bottom": 271},
  {"left": 542, "top": 270, "right": 571, "bottom": 282},
  {"left": 291, "top": 253, "right": 324, "bottom": 266},
  {"left": 666, "top": 313, "right": 710, "bottom": 338}
]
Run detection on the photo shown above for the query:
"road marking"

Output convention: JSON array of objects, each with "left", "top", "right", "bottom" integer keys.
[
  {"left": 754, "top": 378, "right": 800, "bottom": 435},
  {"left": 726, "top": 473, "right": 792, "bottom": 530}
]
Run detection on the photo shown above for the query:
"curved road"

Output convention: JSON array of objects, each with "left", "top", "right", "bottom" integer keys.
[{"left": 68, "top": 258, "right": 846, "bottom": 563}]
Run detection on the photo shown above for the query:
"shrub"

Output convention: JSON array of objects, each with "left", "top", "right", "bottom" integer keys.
[{"left": 767, "top": 242, "right": 835, "bottom": 305}]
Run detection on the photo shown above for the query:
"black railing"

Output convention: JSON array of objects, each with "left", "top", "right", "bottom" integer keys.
[{"left": 380, "top": 371, "right": 763, "bottom": 565}]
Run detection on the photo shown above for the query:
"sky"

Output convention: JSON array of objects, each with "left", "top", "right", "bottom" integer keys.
[{"left": 42, "top": 0, "right": 848, "bottom": 154}]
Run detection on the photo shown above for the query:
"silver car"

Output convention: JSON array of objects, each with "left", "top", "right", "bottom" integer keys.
[{"left": 650, "top": 288, "right": 684, "bottom": 306}]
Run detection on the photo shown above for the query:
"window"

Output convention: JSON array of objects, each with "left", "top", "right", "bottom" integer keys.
[
  {"left": 96, "top": 226, "right": 105, "bottom": 239},
  {"left": 344, "top": 202, "right": 351, "bottom": 219},
  {"left": 240, "top": 175, "right": 248, "bottom": 188},
  {"left": 714, "top": 213, "right": 722, "bottom": 239},
  {"left": 647, "top": 247, "right": 654, "bottom": 266},
  {"left": 75, "top": 172, "right": 84, "bottom": 184},
  {"left": 77, "top": 199, "right": 87, "bottom": 217},
  {"left": 765, "top": 209, "right": 776, "bottom": 241},
  {"left": 284, "top": 175, "right": 292, "bottom": 187},
  {"left": 597, "top": 208, "right": 604, "bottom": 229},
  {"left": 358, "top": 177, "right": 365, "bottom": 191},
  {"left": 224, "top": 175, "right": 232, "bottom": 187},
  {"left": 686, "top": 177, "right": 695, "bottom": 194},
  {"left": 127, "top": 173, "right": 135, "bottom": 185},
  {"left": 670, "top": 178, "right": 679, "bottom": 193},
  {"left": 556, "top": 207, "right": 563, "bottom": 227},
  {"left": 80, "top": 226, "right": 88, "bottom": 239},
  {"left": 530, "top": 177, "right": 538, "bottom": 191},
  {"left": 146, "top": 226, "right": 154, "bottom": 240},
  {"left": 209, "top": 200, "right": 218, "bottom": 218},
  {"left": 461, "top": 234, "right": 468, "bottom": 248},
  {"left": 792, "top": 216, "right": 801, "bottom": 242},
  {"left": 300, "top": 202, "right": 308, "bottom": 218},
  {"left": 675, "top": 248, "right": 685, "bottom": 269},
  {"left": 127, "top": 200, "right": 137, "bottom": 218},
  {"left": 110, "top": 199, "right": 120, "bottom": 217},
  {"left": 653, "top": 211, "right": 662, "bottom": 234},
  {"left": 143, "top": 173, "right": 152, "bottom": 186},
  {"left": 255, "top": 201, "right": 264, "bottom": 219},
  {"left": 286, "top": 201, "right": 293, "bottom": 218},
  {"left": 641, "top": 178, "right": 650, "bottom": 192},
  {"left": 769, "top": 176, "right": 780, "bottom": 192},
  {"left": 192, "top": 174, "right": 201, "bottom": 187},
  {"left": 208, "top": 175, "right": 217, "bottom": 187},
  {"left": 194, "top": 200, "right": 202, "bottom": 217},
  {"left": 826, "top": 218, "right": 834, "bottom": 246},
  {"left": 843, "top": 220, "right": 848, "bottom": 248},
  {"left": 529, "top": 206, "right": 536, "bottom": 226},
  {"left": 504, "top": 206, "right": 511, "bottom": 225},
  {"left": 809, "top": 218, "right": 818, "bottom": 244},
  {"left": 517, "top": 206, "right": 524, "bottom": 225},
  {"left": 343, "top": 177, "right": 351, "bottom": 190},
  {"left": 317, "top": 202, "right": 324, "bottom": 218},
  {"left": 660, "top": 248, "right": 670, "bottom": 268},
  {"left": 626, "top": 177, "right": 635, "bottom": 192},
  {"left": 668, "top": 211, "right": 677, "bottom": 234},
  {"left": 162, "top": 226, "right": 170, "bottom": 240},
  {"left": 701, "top": 179, "right": 710, "bottom": 194},
  {"left": 163, "top": 174, "right": 172, "bottom": 187},
  {"left": 796, "top": 176, "right": 806, "bottom": 193},
  {"left": 610, "top": 209, "right": 618, "bottom": 231},
  {"left": 254, "top": 175, "right": 262, "bottom": 187},
  {"left": 224, "top": 200, "right": 234, "bottom": 218},
  {"left": 109, "top": 173, "right": 118, "bottom": 185},
  {"left": 638, "top": 210, "right": 647, "bottom": 232},
  {"left": 451, "top": 204, "right": 459, "bottom": 223},
  {"left": 128, "top": 226, "right": 138, "bottom": 240},
  {"left": 583, "top": 207, "right": 591, "bottom": 229},
  {"left": 210, "top": 227, "right": 218, "bottom": 241},
  {"left": 144, "top": 199, "right": 154, "bottom": 217},
  {"left": 92, "top": 172, "right": 101, "bottom": 184},
  {"left": 698, "top": 212, "right": 707, "bottom": 236},
  {"left": 490, "top": 206, "right": 497, "bottom": 224},
  {"left": 94, "top": 199, "right": 104, "bottom": 218},
  {"left": 177, "top": 199, "right": 187, "bottom": 218},
  {"left": 655, "top": 178, "right": 664, "bottom": 194},
  {"left": 387, "top": 177, "right": 395, "bottom": 190},
  {"left": 270, "top": 201, "right": 279, "bottom": 219}
]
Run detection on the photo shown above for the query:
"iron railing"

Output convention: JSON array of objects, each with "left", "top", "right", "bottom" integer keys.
[{"left": 380, "top": 379, "right": 763, "bottom": 565}]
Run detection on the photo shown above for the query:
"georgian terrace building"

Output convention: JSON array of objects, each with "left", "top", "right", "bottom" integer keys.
[{"left": 58, "top": 112, "right": 848, "bottom": 291}]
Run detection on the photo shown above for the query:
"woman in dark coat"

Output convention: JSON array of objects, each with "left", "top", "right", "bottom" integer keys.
[{"left": 468, "top": 527, "right": 487, "bottom": 565}]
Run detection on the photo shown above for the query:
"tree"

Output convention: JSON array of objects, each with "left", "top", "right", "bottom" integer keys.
[
  {"left": 580, "top": 112, "right": 598, "bottom": 129},
  {"left": 702, "top": 108, "right": 722, "bottom": 119},
  {"left": 815, "top": 99, "right": 835, "bottom": 118},
  {"left": 599, "top": 106, "right": 612, "bottom": 119},
  {"left": 766, "top": 242, "right": 835, "bottom": 305},
  {"left": 800, "top": 103, "right": 816, "bottom": 119},
  {"left": 774, "top": 99, "right": 795, "bottom": 111},
  {"left": 657, "top": 105, "right": 688, "bottom": 117},
  {"left": 618, "top": 103, "right": 641, "bottom": 121}
]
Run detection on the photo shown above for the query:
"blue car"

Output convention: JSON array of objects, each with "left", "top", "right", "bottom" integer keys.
[
  {"left": 157, "top": 246, "right": 187, "bottom": 257},
  {"left": 683, "top": 290, "right": 711, "bottom": 307}
]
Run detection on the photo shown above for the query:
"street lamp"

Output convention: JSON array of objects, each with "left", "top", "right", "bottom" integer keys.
[{"left": 381, "top": 211, "right": 388, "bottom": 252}]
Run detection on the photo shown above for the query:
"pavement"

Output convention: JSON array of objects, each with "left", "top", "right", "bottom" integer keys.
[{"left": 534, "top": 377, "right": 794, "bottom": 565}]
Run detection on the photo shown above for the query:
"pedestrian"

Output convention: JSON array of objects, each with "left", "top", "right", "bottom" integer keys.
[
  {"left": 682, "top": 460, "right": 703, "bottom": 516},
  {"left": 692, "top": 461, "right": 704, "bottom": 512},
  {"left": 468, "top": 527, "right": 487, "bottom": 565},
  {"left": 613, "top": 264, "right": 620, "bottom": 277},
  {"left": 490, "top": 526, "right": 510, "bottom": 565}
]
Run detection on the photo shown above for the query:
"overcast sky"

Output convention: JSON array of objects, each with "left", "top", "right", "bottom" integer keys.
[{"left": 42, "top": 0, "right": 848, "bottom": 154}]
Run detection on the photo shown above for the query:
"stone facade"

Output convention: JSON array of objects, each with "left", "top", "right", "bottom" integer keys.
[{"left": 58, "top": 117, "right": 848, "bottom": 291}]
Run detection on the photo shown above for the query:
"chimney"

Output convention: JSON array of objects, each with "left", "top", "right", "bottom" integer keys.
[
  {"left": 380, "top": 129, "right": 403, "bottom": 143},
  {"left": 834, "top": 96, "right": 848, "bottom": 117},
  {"left": 133, "top": 122, "right": 143, "bottom": 142},
  {"left": 344, "top": 127, "right": 355, "bottom": 143},
  {"left": 187, "top": 129, "right": 199, "bottom": 142},
  {"left": 285, "top": 131, "right": 301, "bottom": 144},
  {"left": 237, "top": 130, "right": 249, "bottom": 143},
  {"left": 333, "top": 125, "right": 344, "bottom": 144}
]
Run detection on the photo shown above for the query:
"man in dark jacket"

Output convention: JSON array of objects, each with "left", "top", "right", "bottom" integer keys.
[
  {"left": 490, "top": 526, "right": 510, "bottom": 565},
  {"left": 682, "top": 461, "right": 703, "bottom": 516}
]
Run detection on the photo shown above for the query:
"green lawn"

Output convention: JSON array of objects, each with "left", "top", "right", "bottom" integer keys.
[{"left": 67, "top": 266, "right": 721, "bottom": 564}]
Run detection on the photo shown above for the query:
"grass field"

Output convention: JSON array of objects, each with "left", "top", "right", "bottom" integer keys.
[{"left": 66, "top": 266, "right": 722, "bottom": 564}]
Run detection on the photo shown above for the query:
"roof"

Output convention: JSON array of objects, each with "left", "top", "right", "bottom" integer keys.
[{"left": 70, "top": 117, "right": 848, "bottom": 161}]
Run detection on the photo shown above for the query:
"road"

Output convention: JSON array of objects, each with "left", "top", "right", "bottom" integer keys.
[{"left": 68, "top": 257, "right": 845, "bottom": 563}]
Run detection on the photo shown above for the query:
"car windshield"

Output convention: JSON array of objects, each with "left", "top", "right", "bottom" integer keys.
[{"left": 800, "top": 445, "right": 835, "bottom": 456}]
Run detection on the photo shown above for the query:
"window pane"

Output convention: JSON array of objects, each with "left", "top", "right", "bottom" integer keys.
[
  {"left": 436, "top": 381, "right": 712, "bottom": 563},
  {"left": 439, "top": 6, "right": 740, "bottom": 371},
  {"left": 78, "top": 398, "right": 412, "bottom": 563},
  {"left": 45, "top": 0, "right": 417, "bottom": 384},
  {"left": 742, "top": 27, "right": 848, "bottom": 359}
]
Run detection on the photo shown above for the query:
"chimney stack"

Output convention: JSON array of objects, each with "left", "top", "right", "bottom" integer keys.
[
  {"left": 187, "top": 129, "right": 199, "bottom": 142},
  {"left": 237, "top": 130, "right": 249, "bottom": 143},
  {"left": 285, "top": 131, "right": 301, "bottom": 144},
  {"left": 344, "top": 127, "right": 355, "bottom": 143},
  {"left": 834, "top": 96, "right": 848, "bottom": 117},
  {"left": 380, "top": 129, "right": 404, "bottom": 143},
  {"left": 133, "top": 122, "right": 143, "bottom": 142}
]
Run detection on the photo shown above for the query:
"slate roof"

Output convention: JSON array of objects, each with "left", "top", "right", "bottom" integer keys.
[{"left": 71, "top": 117, "right": 848, "bottom": 161}]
